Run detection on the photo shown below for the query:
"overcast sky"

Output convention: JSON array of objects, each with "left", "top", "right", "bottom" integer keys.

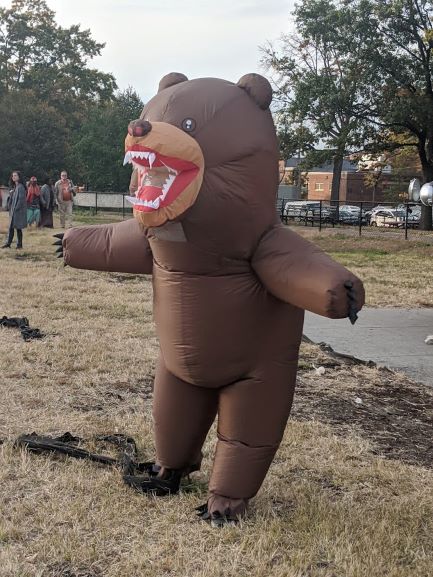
[{"left": 1, "top": 0, "right": 295, "bottom": 102}]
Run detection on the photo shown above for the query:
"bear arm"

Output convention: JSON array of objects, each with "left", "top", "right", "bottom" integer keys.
[
  {"left": 63, "top": 219, "right": 153, "bottom": 274},
  {"left": 252, "top": 225, "right": 365, "bottom": 318}
]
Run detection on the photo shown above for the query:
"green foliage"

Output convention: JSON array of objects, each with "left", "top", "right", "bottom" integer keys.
[
  {"left": 0, "top": 0, "right": 116, "bottom": 106},
  {"left": 68, "top": 88, "right": 144, "bottom": 191},
  {"left": 0, "top": 89, "right": 67, "bottom": 183},
  {"left": 0, "top": 0, "right": 142, "bottom": 188}
]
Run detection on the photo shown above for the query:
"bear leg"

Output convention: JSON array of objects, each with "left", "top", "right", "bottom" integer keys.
[
  {"left": 206, "top": 362, "right": 298, "bottom": 523},
  {"left": 152, "top": 356, "right": 219, "bottom": 474}
]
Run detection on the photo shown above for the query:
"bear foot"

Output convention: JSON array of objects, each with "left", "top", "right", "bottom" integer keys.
[{"left": 196, "top": 495, "right": 248, "bottom": 527}]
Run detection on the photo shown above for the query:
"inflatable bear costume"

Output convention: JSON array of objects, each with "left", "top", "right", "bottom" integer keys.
[{"left": 60, "top": 73, "right": 364, "bottom": 524}]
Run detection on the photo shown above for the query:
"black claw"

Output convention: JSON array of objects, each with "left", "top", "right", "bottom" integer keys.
[
  {"left": 195, "top": 503, "right": 239, "bottom": 527},
  {"left": 349, "top": 306, "right": 358, "bottom": 325},
  {"left": 345, "top": 282, "right": 359, "bottom": 325},
  {"left": 53, "top": 233, "right": 65, "bottom": 261}
]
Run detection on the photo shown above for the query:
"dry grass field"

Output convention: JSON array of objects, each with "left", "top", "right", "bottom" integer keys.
[{"left": 0, "top": 211, "right": 432, "bottom": 577}]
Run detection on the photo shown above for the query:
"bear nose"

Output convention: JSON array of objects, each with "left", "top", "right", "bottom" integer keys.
[{"left": 128, "top": 119, "right": 152, "bottom": 137}]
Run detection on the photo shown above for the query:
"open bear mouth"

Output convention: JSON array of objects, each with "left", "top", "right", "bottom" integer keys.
[{"left": 124, "top": 144, "right": 200, "bottom": 212}]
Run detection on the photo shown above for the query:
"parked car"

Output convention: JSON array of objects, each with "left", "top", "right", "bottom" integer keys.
[
  {"left": 369, "top": 208, "right": 406, "bottom": 227},
  {"left": 284, "top": 201, "right": 321, "bottom": 218},
  {"left": 283, "top": 201, "right": 335, "bottom": 224},
  {"left": 336, "top": 205, "right": 368, "bottom": 224},
  {"left": 339, "top": 204, "right": 362, "bottom": 213},
  {"left": 338, "top": 207, "right": 361, "bottom": 224}
]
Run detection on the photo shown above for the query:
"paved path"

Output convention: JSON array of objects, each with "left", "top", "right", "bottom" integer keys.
[{"left": 304, "top": 308, "right": 433, "bottom": 386}]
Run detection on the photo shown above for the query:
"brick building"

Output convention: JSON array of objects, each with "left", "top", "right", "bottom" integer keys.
[
  {"left": 281, "top": 158, "right": 387, "bottom": 203},
  {"left": 307, "top": 160, "right": 385, "bottom": 203}
]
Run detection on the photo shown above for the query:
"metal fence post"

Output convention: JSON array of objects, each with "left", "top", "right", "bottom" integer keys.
[
  {"left": 359, "top": 202, "right": 363, "bottom": 237},
  {"left": 95, "top": 191, "right": 98, "bottom": 215},
  {"left": 405, "top": 202, "right": 409, "bottom": 240},
  {"left": 319, "top": 199, "right": 322, "bottom": 231},
  {"left": 122, "top": 194, "right": 125, "bottom": 219}
]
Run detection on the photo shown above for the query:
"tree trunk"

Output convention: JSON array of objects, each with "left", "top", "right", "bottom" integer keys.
[
  {"left": 420, "top": 162, "right": 433, "bottom": 231},
  {"left": 417, "top": 136, "right": 433, "bottom": 230},
  {"left": 331, "top": 152, "right": 344, "bottom": 205}
]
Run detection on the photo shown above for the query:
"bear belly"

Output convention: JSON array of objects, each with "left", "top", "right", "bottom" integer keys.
[{"left": 153, "top": 267, "right": 303, "bottom": 387}]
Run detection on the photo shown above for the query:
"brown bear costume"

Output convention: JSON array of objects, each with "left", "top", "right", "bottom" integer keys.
[{"left": 60, "top": 73, "right": 365, "bottom": 525}]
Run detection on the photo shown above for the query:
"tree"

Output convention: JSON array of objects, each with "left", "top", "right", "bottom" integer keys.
[
  {"left": 354, "top": 0, "right": 433, "bottom": 229},
  {"left": 68, "top": 88, "right": 144, "bottom": 191},
  {"left": 356, "top": 135, "right": 422, "bottom": 203},
  {"left": 0, "top": 0, "right": 118, "bottom": 185},
  {"left": 0, "top": 89, "right": 67, "bottom": 183},
  {"left": 0, "top": 0, "right": 116, "bottom": 108},
  {"left": 262, "top": 0, "right": 380, "bottom": 203}
]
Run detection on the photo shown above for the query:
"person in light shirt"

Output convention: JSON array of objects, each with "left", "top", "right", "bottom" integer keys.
[{"left": 54, "top": 170, "right": 76, "bottom": 228}]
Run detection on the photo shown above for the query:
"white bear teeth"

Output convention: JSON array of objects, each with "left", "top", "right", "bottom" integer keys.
[
  {"left": 123, "top": 150, "right": 158, "bottom": 168},
  {"left": 126, "top": 196, "right": 163, "bottom": 210}
]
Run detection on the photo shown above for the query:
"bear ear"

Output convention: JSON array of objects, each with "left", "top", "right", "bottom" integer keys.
[
  {"left": 237, "top": 73, "right": 273, "bottom": 110},
  {"left": 158, "top": 72, "right": 188, "bottom": 93}
]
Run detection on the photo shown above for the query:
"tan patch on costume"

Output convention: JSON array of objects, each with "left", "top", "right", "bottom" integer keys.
[{"left": 125, "top": 122, "right": 204, "bottom": 227}]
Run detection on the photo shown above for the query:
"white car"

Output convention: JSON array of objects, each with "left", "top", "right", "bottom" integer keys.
[
  {"left": 339, "top": 204, "right": 362, "bottom": 213},
  {"left": 283, "top": 201, "right": 321, "bottom": 218},
  {"left": 369, "top": 208, "right": 406, "bottom": 227}
]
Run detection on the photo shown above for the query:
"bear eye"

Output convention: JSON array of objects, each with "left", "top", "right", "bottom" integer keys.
[{"left": 181, "top": 118, "right": 196, "bottom": 132}]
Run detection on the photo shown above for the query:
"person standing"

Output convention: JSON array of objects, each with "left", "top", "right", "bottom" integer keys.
[
  {"left": 54, "top": 170, "right": 76, "bottom": 228},
  {"left": 26, "top": 176, "right": 41, "bottom": 227},
  {"left": 1, "top": 171, "right": 27, "bottom": 249},
  {"left": 39, "top": 177, "right": 55, "bottom": 228}
]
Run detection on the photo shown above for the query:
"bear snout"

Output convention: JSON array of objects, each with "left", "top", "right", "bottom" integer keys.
[{"left": 128, "top": 119, "right": 152, "bottom": 137}]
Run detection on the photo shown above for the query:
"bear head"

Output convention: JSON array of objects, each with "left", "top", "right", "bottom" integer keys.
[{"left": 124, "top": 73, "right": 279, "bottom": 259}]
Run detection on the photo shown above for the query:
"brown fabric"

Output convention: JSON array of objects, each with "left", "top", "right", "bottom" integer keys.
[
  {"left": 152, "top": 357, "right": 218, "bottom": 470},
  {"left": 63, "top": 219, "right": 153, "bottom": 274},
  {"left": 158, "top": 72, "right": 188, "bottom": 93},
  {"left": 206, "top": 495, "right": 248, "bottom": 519},
  {"left": 62, "top": 74, "right": 365, "bottom": 520},
  {"left": 237, "top": 73, "right": 273, "bottom": 110},
  {"left": 252, "top": 224, "right": 365, "bottom": 318}
]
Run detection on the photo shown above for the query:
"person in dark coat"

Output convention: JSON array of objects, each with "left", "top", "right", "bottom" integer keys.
[
  {"left": 39, "top": 178, "right": 55, "bottom": 228},
  {"left": 1, "top": 171, "right": 27, "bottom": 249}
]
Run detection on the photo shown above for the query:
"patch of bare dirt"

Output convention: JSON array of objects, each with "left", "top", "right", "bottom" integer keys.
[{"left": 294, "top": 345, "right": 433, "bottom": 468}]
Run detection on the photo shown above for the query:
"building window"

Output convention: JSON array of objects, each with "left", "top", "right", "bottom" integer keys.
[{"left": 315, "top": 182, "right": 324, "bottom": 191}]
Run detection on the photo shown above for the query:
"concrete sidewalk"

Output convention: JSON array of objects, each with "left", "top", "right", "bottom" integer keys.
[{"left": 304, "top": 308, "right": 433, "bottom": 386}]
